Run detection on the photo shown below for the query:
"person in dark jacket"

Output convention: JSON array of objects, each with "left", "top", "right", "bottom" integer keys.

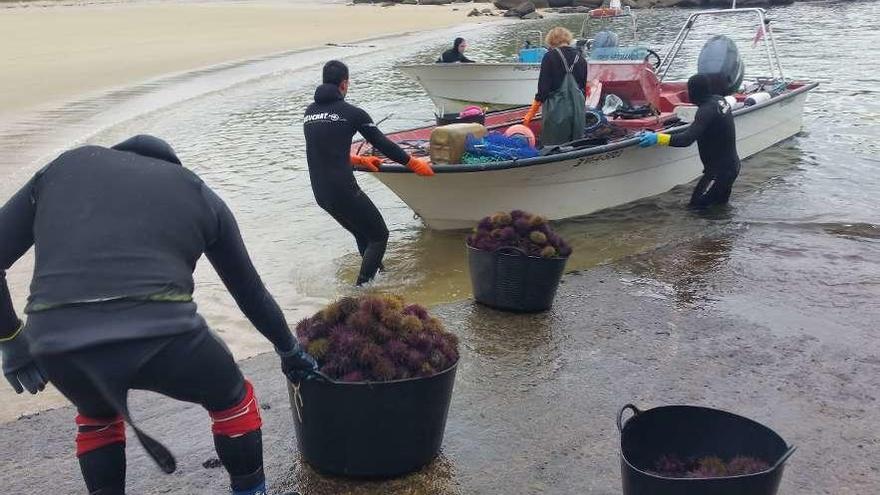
[
  {"left": 523, "top": 27, "right": 589, "bottom": 145},
  {"left": 437, "top": 37, "right": 475, "bottom": 63},
  {"left": 303, "top": 60, "right": 433, "bottom": 286},
  {"left": 0, "top": 135, "right": 316, "bottom": 495},
  {"left": 639, "top": 74, "right": 741, "bottom": 209}
]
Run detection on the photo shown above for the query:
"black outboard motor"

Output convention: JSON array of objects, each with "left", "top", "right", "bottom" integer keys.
[{"left": 697, "top": 35, "right": 745, "bottom": 96}]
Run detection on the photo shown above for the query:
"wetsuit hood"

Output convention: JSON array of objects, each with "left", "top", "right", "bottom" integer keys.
[
  {"left": 112, "top": 135, "right": 182, "bottom": 165},
  {"left": 314, "top": 83, "right": 345, "bottom": 104},
  {"left": 688, "top": 74, "right": 713, "bottom": 106},
  {"left": 453, "top": 37, "right": 465, "bottom": 51}
]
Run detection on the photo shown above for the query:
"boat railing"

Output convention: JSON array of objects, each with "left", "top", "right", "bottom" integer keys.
[
  {"left": 580, "top": 8, "right": 639, "bottom": 45},
  {"left": 657, "top": 7, "right": 786, "bottom": 84}
]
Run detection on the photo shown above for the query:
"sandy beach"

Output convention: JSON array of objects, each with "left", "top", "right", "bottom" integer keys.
[
  {"left": 0, "top": 0, "right": 492, "bottom": 120},
  {"left": 0, "top": 0, "right": 498, "bottom": 422}
]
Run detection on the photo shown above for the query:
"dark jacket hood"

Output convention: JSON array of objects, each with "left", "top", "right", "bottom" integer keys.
[
  {"left": 314, "top": 83, "right": 344, "bottom": 104},
  {"left": 688, "top": 74, "right": 713, "bottom": 105},
  {"left": 112, "top": 135, "right": 181, "bottom": 165}
]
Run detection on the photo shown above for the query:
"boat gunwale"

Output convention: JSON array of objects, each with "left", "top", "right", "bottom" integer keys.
[
  {"left": 370, "top": 81, "right": 818, "bottom": 175},
  {"left": 397, "top": 63, "right": 541, "bottom": 69}
]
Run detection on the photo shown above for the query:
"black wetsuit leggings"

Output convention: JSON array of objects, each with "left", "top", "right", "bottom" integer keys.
[
  {"left": 319, "top": 188, "right": 389, "bottom": 285},
  {"left": 35, "top": 330, "right": 261, "bottom": 495},
  {"left": 689, "top": 168, "right": 740, "bottom": 209}
]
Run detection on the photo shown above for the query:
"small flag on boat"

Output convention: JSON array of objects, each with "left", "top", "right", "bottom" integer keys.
[{"left": 753, "top": 22, "right": 767, "bottom": 47}]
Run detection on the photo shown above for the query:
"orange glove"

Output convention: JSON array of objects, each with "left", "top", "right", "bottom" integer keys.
[
  {"left": 523, "top": 100, "right": 542, "bottom": 126},
  {"left": 350, "top": 154, "right": 382, "bottom": 172},
  {"left": 406, "top": 156, "right": 434, "bottom": 177}
]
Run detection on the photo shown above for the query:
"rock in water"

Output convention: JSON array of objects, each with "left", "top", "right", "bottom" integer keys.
[
  {"left": 522, "top": 10, "right": 543, "bottom": 18},
  {"left": 468, "top": 7, "right": 482, "bottom": 14},
  {"left": 420, "top": 0, "right": 453, "bottom": 4},
  {"left": 548, "top": 0, "right": 573, "bottom": 6},
  {"left": 495, "top": 0, "right": 546, "bottom": 9},
  {"left": 574, "top": 0, "right": 602, "bottom": 6},
  {"left": 503, "top": 0, "right": 536, "bottom": 16}
]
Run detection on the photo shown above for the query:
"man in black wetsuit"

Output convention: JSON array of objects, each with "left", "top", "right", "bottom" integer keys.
[
  {"left": 639, "top": 74, "right": 742, "bottom": 209},
  {"left": 437, "top": 38, "right": 475, "bottom": 63},
  {"left": 304, "top": 60, "right": 434, "bottom": 286},
  {"left": 0, "top": 135, "right": 317, "bottom": 495}
]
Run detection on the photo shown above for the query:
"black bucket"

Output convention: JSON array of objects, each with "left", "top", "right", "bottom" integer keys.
[
  {"left": 435, "top": 112, "right": 486, "bottom": 126},
  {"left": 467, "top": 245, "right": 568, "bottom": 313},
  {"left": 618, "top": 404, "right": 797, "bottom": 495},
  {"left": 288, "top": 363, "right": 457, "bottom": 478}
]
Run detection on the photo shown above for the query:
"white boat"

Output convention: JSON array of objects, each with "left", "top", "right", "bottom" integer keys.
[
  {"left": 397, "top": 62, "right": 541, "bottom": 113},
  {"left": 363, "top": 7, "right": 816, "bottom": 230},
  {"left": 397, "top": 17, "right": 640, "bottom": 112}
]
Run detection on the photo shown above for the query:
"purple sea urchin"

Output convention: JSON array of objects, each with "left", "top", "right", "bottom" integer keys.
[
  {"left": 295, "top": 295, "right": 460, "bottom": 382},
  {"left": 467, "top": 210, "right": 572, "bottom": 258},
  {"left": 650, "top": 455, "right": 770, "bottom": 479},
  {"left": 529, "top": 231, "right": 548, "bottom": 245}
]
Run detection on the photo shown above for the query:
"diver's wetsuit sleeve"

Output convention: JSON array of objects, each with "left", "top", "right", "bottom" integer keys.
[
  {"left": 201, "top": 186, "right": 296, "bottom": 352},
  {"left": 352, "top": 107, "right": 411, "bottom": 165},
  {"left": 669, "top": 102, "right": 714, "bottom": 148},
  {"left": 0, "top": 179, "right": 36, "bottom": 337}
]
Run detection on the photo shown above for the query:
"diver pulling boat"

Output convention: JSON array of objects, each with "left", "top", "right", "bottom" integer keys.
[{"left": 358, "top": 6, "right": 817, "bottom": 230}]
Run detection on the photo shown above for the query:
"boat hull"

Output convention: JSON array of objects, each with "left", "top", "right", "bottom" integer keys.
[
  {"left": 373, "top": 88, "right": 811, "bottom": 230},
  {"left": 397, "top": 63, "right": 540, "bottom": 113}
]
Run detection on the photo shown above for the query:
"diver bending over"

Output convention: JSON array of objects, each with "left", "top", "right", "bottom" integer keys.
[{"left": 0, "top": 135, "right": 317, "bottom": 495}]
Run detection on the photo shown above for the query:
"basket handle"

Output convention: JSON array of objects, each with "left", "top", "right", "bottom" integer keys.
[
  {"left": 617, "top": 404, "right": 642, "bottom": 433},
  {"left": 772, "top": 445, "right": 797, "bottom": 470}
]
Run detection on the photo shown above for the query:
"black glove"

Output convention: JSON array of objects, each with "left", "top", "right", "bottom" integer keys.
[
  {"left": 277, "top": 342, "right": 318, "bottom": 383},
  {"left": 1, "top": 321, "right": 47, "bottom": 394}
]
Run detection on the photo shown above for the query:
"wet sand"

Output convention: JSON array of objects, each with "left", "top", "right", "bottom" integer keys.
[
  {"left": 1, "top": 255, "right": 876, "bottom": 494},
  {"left": 0, "top": 0, "right": 490, "bottom": 120}
]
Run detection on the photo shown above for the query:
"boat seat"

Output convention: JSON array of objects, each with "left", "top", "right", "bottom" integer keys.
[{"left": 588, "top": 59, "right": 661, "bottom": 111}]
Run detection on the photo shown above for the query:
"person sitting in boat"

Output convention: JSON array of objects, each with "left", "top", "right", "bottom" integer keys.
[
  {"left": 437, "top": 37, "right": 475, "bottom": 63},
  {"left": 522, "top": 27, "right": 588, "bottom": 146},
  {"left": 0, "top": 134, "right": 316, "bottom": 495},
  {"left": 303, "top": 60, "right": 434, "bottom": 286},
  {"left": 639, "top": 73, "right": 741, "bottom": 209}
]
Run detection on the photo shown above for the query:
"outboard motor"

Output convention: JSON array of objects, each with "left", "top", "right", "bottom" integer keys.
[
  {"left": 593, "top": 31, "right": 620, "bottom": 50},
  {"left": 697, "top": 35, "right": 745, "bottom": 96}
]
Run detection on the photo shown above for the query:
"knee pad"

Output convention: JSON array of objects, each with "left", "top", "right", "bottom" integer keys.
[
  {"left": 75, "top": 414, "right": 126, "bottom": 457},
  {"left": 210, "top": 380, "right": 262, "bottom": 438}
]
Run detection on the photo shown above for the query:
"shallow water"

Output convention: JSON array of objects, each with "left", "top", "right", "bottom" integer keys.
[{"left": 6, "top": 0, "right": 880, "bottom": 354}]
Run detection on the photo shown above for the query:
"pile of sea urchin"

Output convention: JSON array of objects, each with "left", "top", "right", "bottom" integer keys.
[
  {"left": 466, "top": 210, "right": 572, "bottom": 258},
  {"left": 295, "top": 294, "right": 459, "bottom": 383}
]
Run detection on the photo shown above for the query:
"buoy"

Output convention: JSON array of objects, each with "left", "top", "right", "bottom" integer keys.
[
  {"left": 459, "top": 105, "right": 485, "bottom": 118},
  {"left": 504, "top": 124, "right": 536, "bottom": 148}
]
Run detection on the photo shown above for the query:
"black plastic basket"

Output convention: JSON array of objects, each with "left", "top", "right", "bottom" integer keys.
[
  {"left": 288, "top": 363, "right": 457, "bottom": 478},
  {"left": 618, "top": 404, "right": 796, "bottom": 495},
  {"left": 435, "top": 112, "right": 486, "bottom": 126},
  {"left": 467, "top": 245, "right": 568, "bottom": 313}
]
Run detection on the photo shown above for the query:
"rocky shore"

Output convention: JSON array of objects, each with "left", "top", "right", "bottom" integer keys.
[{"left": 364, "top": 0, "right": 798, "bottom": 19}]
